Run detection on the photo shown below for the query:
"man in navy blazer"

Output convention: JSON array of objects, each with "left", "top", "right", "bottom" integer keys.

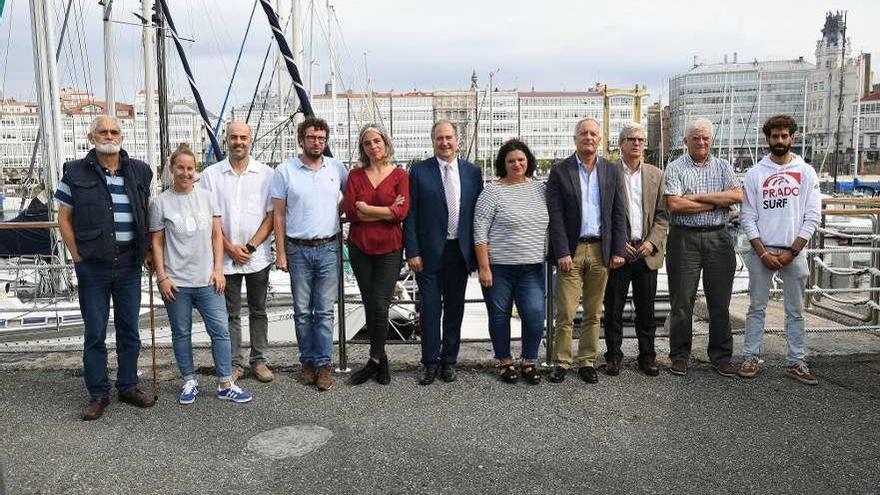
[
  {"left": 546, "top": 117, "right": 626, "bottom": 384},
  {"left": 404, "top": 120, "right": 483, "bottom": 385}
]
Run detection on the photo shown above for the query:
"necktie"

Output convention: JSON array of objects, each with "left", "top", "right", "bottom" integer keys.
[{"left": 443, "top": 164, "right": 459, "bottom": 239}]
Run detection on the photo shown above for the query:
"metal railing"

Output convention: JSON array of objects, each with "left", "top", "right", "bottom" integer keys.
[{"left": 3, "top": 198, "right": 880, "bottom": 371}]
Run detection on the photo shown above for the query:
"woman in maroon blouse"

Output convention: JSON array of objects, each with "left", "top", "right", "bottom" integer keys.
[{"left": 342, "top": 124, "right": 409, "bottom": 385}]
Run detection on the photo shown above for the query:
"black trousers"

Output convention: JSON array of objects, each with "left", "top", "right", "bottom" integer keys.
[
  {"left": 602, "top": 258, "right": 658, "bottom": 363},
  {"left": 348, "top": 243, "right": 402, "bottom": 359}
]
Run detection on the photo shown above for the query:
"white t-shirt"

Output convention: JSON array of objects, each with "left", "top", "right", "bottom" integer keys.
[{"left": 149, "top": 188, "right": 218, "bottom": 287}]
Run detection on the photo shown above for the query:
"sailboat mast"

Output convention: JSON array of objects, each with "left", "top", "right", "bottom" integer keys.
[
  {"left": 328, "top": 1, "right": 337, "bottom": 137},
  {"left": 28, "top": 0, "right": 63, "bottom": 204},
  {"left": 154, "top": 1, "right": 170, "bottom": 173},
  {"left": 142, "top": 0, "right": 158, "bottom": 193},
  {"left": 291, "top": 0, "right": 303, "bottom": 152},
  {"left": 275, "top": 0, "right": 285, "bottom": 118},
  {"left": 103, "top": 0, "right": 115, "bottom": 116},
  {"left": 853, "top": 53, "right": 863, "bottom": 180}
]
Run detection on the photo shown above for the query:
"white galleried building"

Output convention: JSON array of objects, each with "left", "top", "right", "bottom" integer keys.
[
  {"left": 805, "top": 12, "right": 872, "bottom": 172},
  {"left": 0, "top": 89, "right": 215, "bottom": 185},
  {"left": 234, "top": 83, "right": 648, "bottom": 168},
  {"left": 667, "top": 12, "right": 874, "bottom": 171},
  {"left": 668, "top": 56, "right": 815, "bottom": 169}
]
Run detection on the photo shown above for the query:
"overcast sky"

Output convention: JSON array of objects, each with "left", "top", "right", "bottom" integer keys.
[{"left": 0, "top": 0, "right": 877, "bottom": 113}]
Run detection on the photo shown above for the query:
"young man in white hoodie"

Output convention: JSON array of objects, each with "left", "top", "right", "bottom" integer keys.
[{"left": 739, "top": 114, "right": 822, "bottom": 385}]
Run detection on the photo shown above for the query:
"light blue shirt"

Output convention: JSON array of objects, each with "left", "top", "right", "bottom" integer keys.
[
  {"left": 270, "top": 155, "right": 348, "bottom": 239},
  {"left": 577, "top": 154, "right": 601, "bottom": 237}
]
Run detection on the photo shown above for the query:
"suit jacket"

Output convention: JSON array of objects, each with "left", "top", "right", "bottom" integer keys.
[
  {"left": 403, "top": 156, "right": 483, "bottom": 272},
  {"left": 547, "top": 154, "right": 626, "bottom": 266},
  {"left": 619, "top": 161, "right": 669, "bottom": 270}
]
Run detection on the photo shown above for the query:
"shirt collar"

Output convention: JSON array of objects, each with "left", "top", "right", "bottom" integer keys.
[
  {"left": 219, "top": 157, "right": 258, "bottom": 175},
  {"left": 622, "top": 160, "right": 642, "bottom": 176},
  {"left": 437, "top": 156, "right": 458, "bottom": 170},
  {"left": 295, "top": 155, "right": 325, "bottom": 170}
]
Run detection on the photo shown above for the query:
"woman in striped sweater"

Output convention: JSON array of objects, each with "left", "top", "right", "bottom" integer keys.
[{"left": 473, "top": 139, "right": 549, "bottom": 384}]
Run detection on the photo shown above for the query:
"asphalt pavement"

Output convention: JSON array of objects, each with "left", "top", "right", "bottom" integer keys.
[{"left": 1, "top": 344, "right": 879, "bottom": 495}]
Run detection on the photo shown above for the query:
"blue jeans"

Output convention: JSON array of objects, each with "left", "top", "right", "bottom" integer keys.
[
  {"left": 164, "top": 285, "right": 232, "bottom": 382},
  {"left": 286, "top": 239, "right": 339, "bottom": 367},
  {"left": 744, "top": 248, "right": 810, "bottom": 366},
  {"left": 482, "top": 263, "right": 546, "bottom": 361},
  {"left": 74, "top": 251, "right": 142, "bottom": 401}
]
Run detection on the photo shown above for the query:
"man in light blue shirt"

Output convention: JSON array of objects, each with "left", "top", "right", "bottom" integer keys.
[
  {"left": 577, "top": 154, "right": 602, "bottom": 237},
  {"left": 271, "top": 116, "right": 348, "bottom": 391}
]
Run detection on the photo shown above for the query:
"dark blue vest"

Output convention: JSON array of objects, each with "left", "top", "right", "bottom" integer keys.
[{"left": 63, "top": 149, "right": 153, "bottom": 263}]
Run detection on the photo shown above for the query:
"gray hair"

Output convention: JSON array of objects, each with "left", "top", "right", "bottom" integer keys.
[
  {"left": 357, "top": 124, "right": 395, "bottom": 167},
  {"left": 430, "top": 119, "right": 459, "bottom": 139},
  {"left": 685, "top": 118, "right": 714, "bottom": 138},
  {"left": 88, "top": 115, "right": 121, "bottom": 135},
  {"left": 573, "top": 117, "right": 601, "bottom": 136},
  {"left": 618, "top": 122, "right": 646, "bottom": 144}
]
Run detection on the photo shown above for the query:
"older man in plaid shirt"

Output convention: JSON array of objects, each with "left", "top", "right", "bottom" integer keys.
[{"left": 664, "top": 118, "right": 743, "bottom": 378}]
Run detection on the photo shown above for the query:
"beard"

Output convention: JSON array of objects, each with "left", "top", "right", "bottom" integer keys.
[
  {"left": 95, "top": 143, "right": 121, "bottom": 155},
  {"left": 302, "top": 148, "right": 324, "bottom": 160},
  {"left": 770, "top": 143, "right": 790, "bottom": 157}
]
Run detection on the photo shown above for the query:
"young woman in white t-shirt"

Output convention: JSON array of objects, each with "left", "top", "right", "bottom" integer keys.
[{"left": 149, "top": 144, "right": 253, "bottom": 405}]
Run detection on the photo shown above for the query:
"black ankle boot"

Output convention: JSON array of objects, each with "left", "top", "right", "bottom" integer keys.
[
  {"left": 376, "top": 355, "right": 391, "bottom": 385},
  {"left": 350, "top": 358, "right": 380, "bottom": 385}
]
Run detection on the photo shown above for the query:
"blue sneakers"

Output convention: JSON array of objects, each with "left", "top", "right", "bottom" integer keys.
[
  {"left": 216, "top": 383, "right": 253, "bottom": 403},
  {"left": 178, "top": 380, "right": 199, "bottom": 405}
]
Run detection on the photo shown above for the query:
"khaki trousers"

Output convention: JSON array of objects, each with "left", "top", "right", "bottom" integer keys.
[{"left": 553, "top": 241, "right": 609, "bottom": 368}]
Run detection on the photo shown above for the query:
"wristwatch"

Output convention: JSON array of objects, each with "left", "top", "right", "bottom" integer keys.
[{"left": 245, "top": 243, "right": 257, "bottom": 254}]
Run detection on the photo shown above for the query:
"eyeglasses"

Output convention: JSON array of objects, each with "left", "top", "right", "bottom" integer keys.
[
  {"left": 625, "top": 137, "right": 645, "bottom": 143},
  {"left": 304, "top": 135, "right": 327, "bottom": 143}
]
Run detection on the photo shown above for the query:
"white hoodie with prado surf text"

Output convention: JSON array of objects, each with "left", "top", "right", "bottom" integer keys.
[{"left": 740, "top": 153, "right": 822, "bottom": 247}]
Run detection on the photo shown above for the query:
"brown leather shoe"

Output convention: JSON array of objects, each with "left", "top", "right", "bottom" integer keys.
[
  {"left": 253, "top": 362, "right": 274, "bottom": 383},
  {"left": 301, "top": 364, "right": 317, "bottom": 385},
  {"left": 316, "top": 365, "right": 334, "bottom": 391},
  {"left": 713, "top": 361, "right": 738, "bottom": 378},
  {"left": 81, "top": 397, "right": 111, "bottom": 421},
  {"left": 118, "top": 387, "right": 156, "bottom": 408},
  {"left": 231, "top": 366, "right": 244, "bottom": 383}
]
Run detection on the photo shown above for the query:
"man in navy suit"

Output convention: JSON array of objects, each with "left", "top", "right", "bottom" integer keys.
[
  {"left": 546, "top": 117, "right": 627, "bottom": 384},
  {"left": 404, "top": 120, "right": 483, "bottom": 385}
]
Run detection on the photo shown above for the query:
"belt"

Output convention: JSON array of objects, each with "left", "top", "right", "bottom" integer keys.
[
  {"left": 114, "top": 243, "right": 134, "bottom": 254},
  {"left": 287, "top": 234, "right": 337, "bottom": 247},
  {"left": 672, "top": 224, "right": 725, "bottom": 232},
  {"left": 578, "top": 236, "right": 602, "bottom": 244},
  {"left": 630, "top": 238, "right": 643, "bottom": 245}
]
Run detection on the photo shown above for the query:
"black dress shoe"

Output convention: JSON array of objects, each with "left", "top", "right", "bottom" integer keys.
[
  {"left": 605, "top": 357, "right": 622, "bottom": 376},
  {"left": 350, "top": 358, "right": 380, "bottom": 385},
  {"left": 440, "top": 364, "right": 457, "bottom": 382},
  {"left": 638, "top": 358, "right": 660, "bottom": 377},
  {"left": 419, "top": 366, "right": 438, "bottom": 385},
  {"left": 578, "top": 366, "right": 599, "bottom": 384},
  {"left": 376, "top": 355, "right": 391, "bottom": 385},
  {"left": 547, "top": 366, "right": 567, "bottom": 383},
  {"left": 118, "top": 387, "right": 156, "bottom": 408}
]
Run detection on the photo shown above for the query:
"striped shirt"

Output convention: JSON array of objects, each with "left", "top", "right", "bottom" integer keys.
[
  {"left": 473, "top": 180, "right": 548, "bottom": 265},
  {"left": 664, "top": 153, "right": 740, "bottom": 227},
  {"left": 54, "top": 168, "right": 134, "bottom": 244}
]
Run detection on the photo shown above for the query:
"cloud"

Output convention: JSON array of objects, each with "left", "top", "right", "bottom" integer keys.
[{"left": 1, "top": 0, "right": 877, "bottom": 113}]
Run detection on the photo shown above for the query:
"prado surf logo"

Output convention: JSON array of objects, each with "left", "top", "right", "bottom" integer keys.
[{"left": 762, "top": 171, "right": 801, "bottom": 209}]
